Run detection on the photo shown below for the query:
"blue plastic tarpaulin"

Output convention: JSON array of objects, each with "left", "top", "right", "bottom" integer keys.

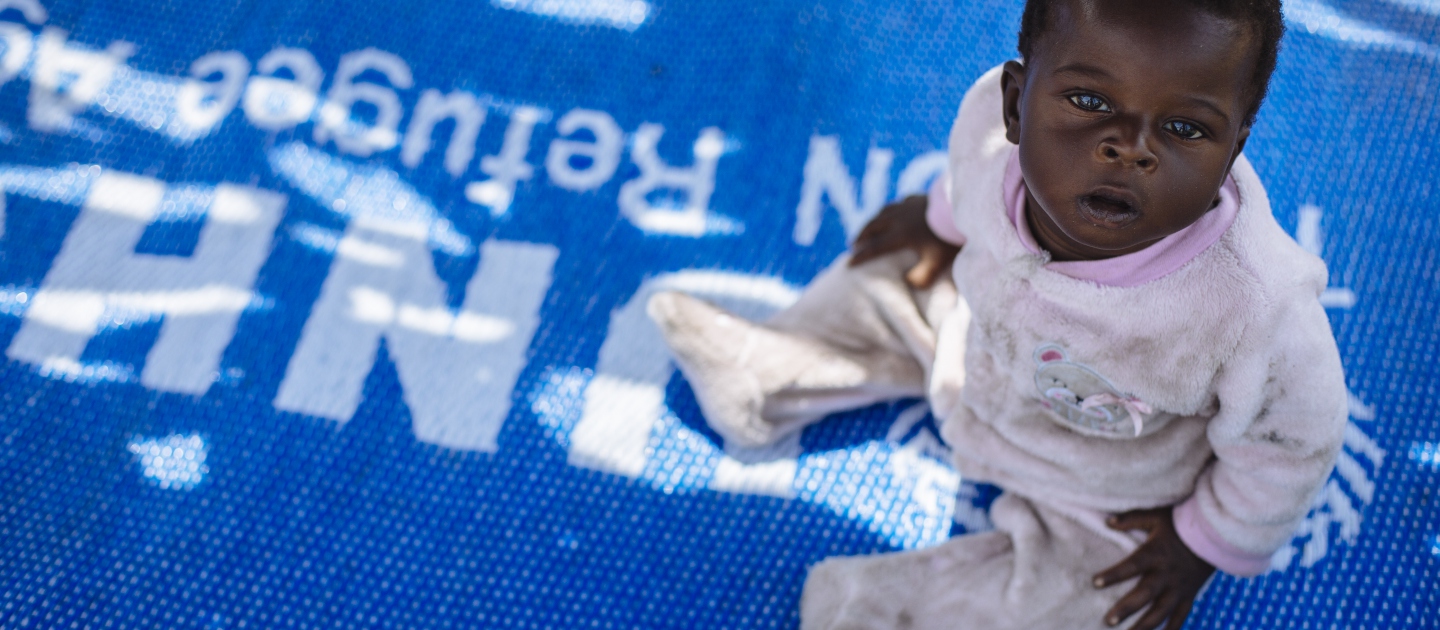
[{"left": 0, "top": 0, "right": 1436, "bottom": 627}]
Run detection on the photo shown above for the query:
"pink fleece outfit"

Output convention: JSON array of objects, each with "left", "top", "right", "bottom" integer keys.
[
  {"left": 646, "top": 64, "right": 1347, "bottom": 629},
  {"left": 926, "top": 144, "right": 1266, "bottom": 574}
]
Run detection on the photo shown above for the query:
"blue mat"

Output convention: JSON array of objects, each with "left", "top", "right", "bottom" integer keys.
[{"left": 0, "top": 0, "right": 1435, "bottom": 627}]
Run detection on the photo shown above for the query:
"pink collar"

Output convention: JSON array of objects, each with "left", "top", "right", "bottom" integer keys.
[{"left": 1006, "top": 150, "right": 1240, "bottom": 288}]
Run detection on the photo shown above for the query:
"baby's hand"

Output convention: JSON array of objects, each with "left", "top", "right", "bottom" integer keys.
[
  {"left": 849, "top": 195, "right": 960, "bottom": 289},
  {"left": 1093, "top": 508, "right": 1216, "bottom": 630}
]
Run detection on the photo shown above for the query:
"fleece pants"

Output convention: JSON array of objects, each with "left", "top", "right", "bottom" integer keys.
[{"left": 647, "top": 252, "right": 1144, "bottom": 630}]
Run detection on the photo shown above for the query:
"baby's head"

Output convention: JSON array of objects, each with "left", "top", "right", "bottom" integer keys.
[{"left": 1000, "top": 0, "right": 1285, "bottom": 261}]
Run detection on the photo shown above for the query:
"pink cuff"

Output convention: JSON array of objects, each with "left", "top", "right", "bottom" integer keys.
[
  {"left": 1173, "top": 495, "right": 1274, "bottom": 577},
  {"left": 926, "top": 177, "right": 967, "bottom": 247}
]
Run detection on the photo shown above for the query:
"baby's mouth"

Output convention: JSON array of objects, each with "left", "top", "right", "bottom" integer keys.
[{"left": 1076, "top": 192, "right": 1141, "bottom": 229}]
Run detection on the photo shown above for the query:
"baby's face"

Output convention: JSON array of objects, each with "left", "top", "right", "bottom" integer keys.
[{"left": 1002, "top": 0, "right": 1257, "bottom": 261}]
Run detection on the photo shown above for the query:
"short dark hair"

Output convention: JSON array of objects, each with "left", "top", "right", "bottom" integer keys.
[{"left": 1016, "top": 0, "right": 1285, "bottom": 127}]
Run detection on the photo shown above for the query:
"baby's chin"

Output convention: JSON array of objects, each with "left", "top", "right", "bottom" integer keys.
[
  {"left": 1052, "top": 217, "right": 1172, "bottom": 258},
  {"left": 1028, "top": 191, "right": 1187, "bottom": 259}
]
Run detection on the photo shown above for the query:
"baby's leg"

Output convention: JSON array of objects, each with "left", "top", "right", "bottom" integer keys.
[
  {"left": 800, "top": 493, "right": 1139, "bottom": 630},
  {"left": 647, "top": 251, "right": 957, "bottom": 448}
]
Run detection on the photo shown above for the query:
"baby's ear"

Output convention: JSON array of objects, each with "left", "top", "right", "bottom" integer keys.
[
  {"left": 1228, "top": 125, "right": 1251, "bottom": 172},
  {"left": 1001, "top": 60, "right": 1026, "bottom": 145}
]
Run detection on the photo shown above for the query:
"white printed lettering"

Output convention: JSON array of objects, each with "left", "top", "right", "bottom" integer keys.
[
  {"left": 7, "top": 171, "right": 286, "bottom": 394},
  {"left": 175, "top": 50, "right": 249, "bottom": 135},
  {"left": 0, "top": 0, "right": 44, "bottom": 86},
  {"left": 793, "top": 135, "right": 893, "bottom": 246},
  {"left": 0, "top": 25, "right": 34, "bottom": 87},
  {"left": 273, "top": 225, "right": 557, "bottom": 452},
  {"left": 1297, "top": 204, "right": 1323, "bottom": 257},
  {"left": 401, "top": 89, "right": 486, "bottom": 178},
  {"left": 314, "top": 47, "right": 413, "bottom": 156},
  {"left": 242, "top": 47, "right": 323, "bottom": 131},
  {"left": 28, "top": 27, "right": 133, "bottom": 133},
  {"left": 544, "top": 108, "right": 623, "bottom": 191},
  {"left": 0, "top": 0, "right": 47, "bottom": 23},
  {"left": 1296, "top": 204, "right": 1358, "bottom": 309},
  {"left": 895, "top": 150, "right": 947, "bottom": 198},
  {"left": 616, "top": 124, "right": 725, "bottom": 236},
  {"left": 467, "top": 106, "right": 544, "bottom": 216}
]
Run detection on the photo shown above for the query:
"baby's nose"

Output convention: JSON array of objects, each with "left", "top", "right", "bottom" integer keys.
[{"left": 1099, "top": 140, "right": 1158, "bottom": 173}]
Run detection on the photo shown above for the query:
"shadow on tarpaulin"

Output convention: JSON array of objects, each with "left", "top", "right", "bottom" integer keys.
[{"left": 0, "top": 0, "right": 1435, "bottom": 627}]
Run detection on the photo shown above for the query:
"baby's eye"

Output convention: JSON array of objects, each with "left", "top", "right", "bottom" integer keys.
[
  {"left": 1068, "top": 94, "right": 1110, "bottom": 112},
  {"left": 1164, "top": 120, "right": 1205, "bottom": 140}
]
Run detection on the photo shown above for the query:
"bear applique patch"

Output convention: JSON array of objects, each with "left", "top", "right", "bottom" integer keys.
[{"left": 1033, "top": 344, "right": 1153, "bottom": 437}]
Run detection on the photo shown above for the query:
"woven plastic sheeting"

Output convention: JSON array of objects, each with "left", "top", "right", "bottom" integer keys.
[{"left": 0, "top": 0, "right": 1434, "bottom": 627}]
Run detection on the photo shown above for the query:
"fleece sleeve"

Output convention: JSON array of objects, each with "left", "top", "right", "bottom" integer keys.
[
  {"left": 1174, "top": 294, "right": 1348, "bottom": 577},
  {"left": 926, "top": 176, "right": 967, "bottom": 247}
]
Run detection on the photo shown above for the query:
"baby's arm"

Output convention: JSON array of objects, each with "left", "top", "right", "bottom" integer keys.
[
  {"left": 1176, "top": 294, "right": 1348, "bottom": 568},
  {"left": 1100, "top": 294, "right": 1347, "bottom": 629},
  {"left": 849, "top": 178, "right": 964, "bottom": 288}
]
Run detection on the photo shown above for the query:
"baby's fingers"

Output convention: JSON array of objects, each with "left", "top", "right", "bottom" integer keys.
[
  {"left": 1093, "top": 556, "right": 1144, "bottom": 590},
  {"left": 903, "top": 244, "right": 958, "bottom": 288},
  {"left": 904, "top": 251, "right": 944, "bottom": 288},
  {"left": 1102, "top": 578, "right": 1159, "bottom": 627}
]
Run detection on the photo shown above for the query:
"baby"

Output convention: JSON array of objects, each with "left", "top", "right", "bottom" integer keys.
[{"left": 647, "top": 0, "right": 1347, "bottom": 629}]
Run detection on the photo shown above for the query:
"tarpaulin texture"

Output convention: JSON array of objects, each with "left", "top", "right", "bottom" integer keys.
[{"left": 0, "top": 0, "right": 1434, "bottom": 627}]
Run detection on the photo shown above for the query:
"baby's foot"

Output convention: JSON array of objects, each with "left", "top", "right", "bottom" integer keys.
[{"left": 647, "top": 291, "right": 862, "bottom": 448}]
